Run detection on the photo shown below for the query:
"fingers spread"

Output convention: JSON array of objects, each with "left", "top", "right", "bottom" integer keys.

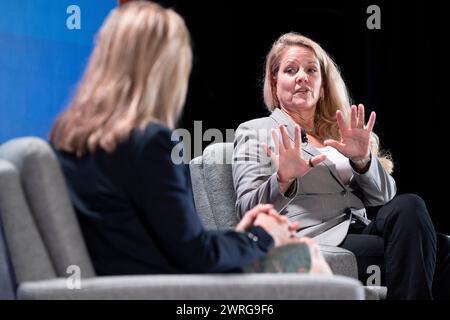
[
  {"left": 310, "top": 154, "right": 327, "bottom": 167},
  {"left": 271, "top": 129, "right": 281, "bottom": 154},
  {"left": 279, "top": 125, "right": 291, "bottom": 150},
  {"left": 261, "top": 143, "right": 271, "bottom": 157},
  {"left": 350, "top": 105, "right": 357, "bottom": 129},
  {"left": 294, "top": 124, "right": 301, "bottom": 150},
  {"left": 323, "top": 139, "right": 344, "bottom": 152},
  {"left": 366, "top": 111, "right": 376, "bottom": 132},
  {"left": 357, "top": 104, "right": 365, "bottom": 128},
  {"left": 336, "top": 110, "right": 347, "bottom": 134}
]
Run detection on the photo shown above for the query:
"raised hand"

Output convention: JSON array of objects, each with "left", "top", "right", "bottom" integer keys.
[
  {"left": 324, "top": 104, "right": 375, "bottom": 162},
  {"left": 262, "top": 124, "right": 327, "bottom": 185}
]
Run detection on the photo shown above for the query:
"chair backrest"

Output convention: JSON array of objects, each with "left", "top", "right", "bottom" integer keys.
[
  {"left": 0, "top": 137, "right": 95, "bottom": 282},
  {"left": 189, "top": 142, "right": 239, "bottom": 230},
  {"left": 0, "top": 158, "right": 56, "bottom": 282},
  {"left": 0, "top": 205, "right": 16, "bottom": 299}
]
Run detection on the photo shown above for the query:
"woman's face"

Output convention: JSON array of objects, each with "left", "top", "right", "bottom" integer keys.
[{"left": 275, "top": 46, "right": 323, "bottom": 112}]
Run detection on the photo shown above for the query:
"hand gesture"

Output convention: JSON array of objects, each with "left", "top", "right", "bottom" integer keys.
[
  {"left": 262, "top": 124, "right": 327, "bottom": 184},
  {"left": 235, "top": 204, "right": 299, "bottom": 233},
  {"left": 324, "top": 104, "right": 375, "bottom": 161},
  {"left": 253, "top": 211, "right": 300, "bottom": 247}
]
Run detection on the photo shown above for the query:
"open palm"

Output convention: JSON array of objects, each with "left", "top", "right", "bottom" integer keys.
[
  {"left": 263, "top": 124, "right": 326, "bottom": 183},
  {"left": 324, "top": 104, "right": 376, "bottom": 161}
]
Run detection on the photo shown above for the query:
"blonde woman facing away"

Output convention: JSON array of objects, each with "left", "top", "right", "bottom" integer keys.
[{"left": 50, "top": 2, "right": 331, "bottom": 277}]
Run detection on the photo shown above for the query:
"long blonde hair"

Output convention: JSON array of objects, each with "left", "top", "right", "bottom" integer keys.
[
  {"left": 50, "top": 1, "right": 192, "bottom": 155},
  {"left": 263, "top": 32, "right": 393, "bottom": 173}
]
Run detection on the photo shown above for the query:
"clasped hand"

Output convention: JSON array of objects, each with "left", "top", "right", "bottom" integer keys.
[
  {"left": 235, "top": 204, "right": 300, "bottom": 246},
  {"left": 235, "top": 204, "right": 333, "bottom": 275}
]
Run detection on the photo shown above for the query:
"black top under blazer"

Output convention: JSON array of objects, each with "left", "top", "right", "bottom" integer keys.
[{"left": 54, "top": 123, "right": 273, "bottom": 275}]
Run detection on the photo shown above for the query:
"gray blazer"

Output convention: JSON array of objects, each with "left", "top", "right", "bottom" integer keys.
[{"left": 232, "top": 108, "right": 397, "bottom": 246}]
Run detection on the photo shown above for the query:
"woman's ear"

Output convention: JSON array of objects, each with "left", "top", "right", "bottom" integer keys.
[
  {"left": 271, "top": 76, "right": 280, "bottom": 106},
  {"left": 272, "top": 76, "right": 278, "bottom": 95},
  {"left": 320, "top": 87, "right": 324, "bottom": 98}
]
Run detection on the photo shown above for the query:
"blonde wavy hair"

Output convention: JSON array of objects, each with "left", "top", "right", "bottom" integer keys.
[
  {"left": 263, "top": 32, "right": 393, "bottom": 173},
  {"left": 50, "top": 1, "right": 192, "bottom": 155}
]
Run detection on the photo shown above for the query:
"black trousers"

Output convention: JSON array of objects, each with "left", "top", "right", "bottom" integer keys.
[{"left": 340, "top": 194, "right": 450, "bottom": 300}]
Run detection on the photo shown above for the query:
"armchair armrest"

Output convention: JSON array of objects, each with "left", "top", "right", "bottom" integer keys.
[
  {"left": 17, "top": 273, "right": 364, "bottom": 300},
  {"left": 320, "top": 245, "right": 358, "bottom": 279}
]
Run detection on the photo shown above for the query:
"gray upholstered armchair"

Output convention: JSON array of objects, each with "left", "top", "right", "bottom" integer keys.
[
  {"left": 189, "top": 142, "right": 386, "bottom": 300},
  {"left": 189, "top": 142, "right": 360, "bottom": 276},
  {"left": 0, "top": 137, "right": 365, "bottom": 300}
]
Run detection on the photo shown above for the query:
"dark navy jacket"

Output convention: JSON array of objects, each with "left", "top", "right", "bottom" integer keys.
[{"left": 54, "top": 123, "right": 273, "bottom": 275}]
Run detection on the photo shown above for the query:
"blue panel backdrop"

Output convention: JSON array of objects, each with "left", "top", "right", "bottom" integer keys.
[{"left": 0, "top": 0, "right": 117, "bottom": 143}]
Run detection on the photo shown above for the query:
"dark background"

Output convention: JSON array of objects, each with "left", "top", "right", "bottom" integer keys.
[{"left": 148, "top": 0, "right": 448, "bottom": 233}]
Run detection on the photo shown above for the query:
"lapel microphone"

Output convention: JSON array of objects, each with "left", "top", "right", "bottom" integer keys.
[{"left": 301, "top": 128, "right": 308, "bottom": 143}]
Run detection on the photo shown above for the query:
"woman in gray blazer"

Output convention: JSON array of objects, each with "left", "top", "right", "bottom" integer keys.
[{"left": 232, "top": 32, "right": 450, "bottom": 299}]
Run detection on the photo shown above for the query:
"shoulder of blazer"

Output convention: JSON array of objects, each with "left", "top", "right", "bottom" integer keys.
[
  {"left": 140, "top": 122, "right": 172, "bottom": 142},
  {"left": 237, "top": 115, "right": 278, "bottom": 131},
  {"left": 127, "top": 122, "right": 174, "bottom": 154}
]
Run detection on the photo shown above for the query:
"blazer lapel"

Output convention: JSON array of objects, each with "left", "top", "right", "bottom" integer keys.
[{"left": 270, "top": 108, "right": 346, "bottom": 189}]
